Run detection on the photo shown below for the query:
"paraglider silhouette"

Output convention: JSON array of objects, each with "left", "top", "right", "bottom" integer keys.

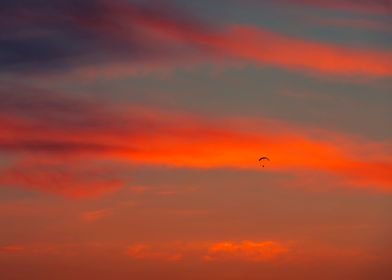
[{"left": 258, "top": 156, "right": 270, "bottom": 167}]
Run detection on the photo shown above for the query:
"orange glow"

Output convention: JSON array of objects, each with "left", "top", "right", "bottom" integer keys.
[
  {"left": 206, "top": 25, "right": 392, "bottom": 77},
  {"left": 108, "top": 3, "right": 392, "bottom": 77},
  {"left": 66, "top": 2, "right": 392, "bottom": 78},
  {"left": 0, "top": 245, "right": 25, "bottom": 253},
  {"left": 0, "top": 160, "right": 123, "bottom": 198},
  {"left": 124, "top": 240, "right": 290, "bottom": 262},
  {"left": 125, "top": 244, "right": 183, "bottom": 262},
  {"left": 1, "top": 1, "right": 391, "bottom": 279},
  {"left": 81, "top": 208, "right": 113, "bottom": 221},
  {"left": 204, "top": 241, "right": 289, "bottom": 262},
  {"left": 1, "top": 107, "right": 391, "bottom": 195}
]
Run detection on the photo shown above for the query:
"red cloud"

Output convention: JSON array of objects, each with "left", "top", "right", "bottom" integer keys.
[
  {"left": 72, "top": 21, "right": 392, "bottom": 79},
  {"left": 0, "top": 245, "right": 25, "bottom": 253},
  {"left": 124, "top": 240, "right": 290, "bottom": 262},
  {"left": 2, "top": 0, "right": 391, "bottom": 79},
  {"left": 278, "top": 0, "right": 392, "bottom": 15},
  {"left": 207, "top": 25, "right": 392, "bottom": 77},
  {"left": 1, "top": 90, "right": 391, "bottom": 195},
  {"left": 123, "top": 239, "right": 383, "bottom": 265},
  {"left": 305, "top": 16, "right": 392, "bottom": 32},
  {"left": 0, "top": 160, "right": 123, "bottom": 198},
  {"left": 204, "top": 241, "right": 289, "bottom": 262},
  {"left": 83, "top": 2, "right": 392, "bottom": 77},
  {"left": 81, "top": 208, "right": 113, "bottom": 221},
  {"left": 125, "top": 243, "right": 183, "bottom": 262},
  {"left": 89, "top": 24, "right": 392, "bottom": 79}
]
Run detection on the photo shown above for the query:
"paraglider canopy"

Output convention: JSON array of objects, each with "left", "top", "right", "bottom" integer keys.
[{"left": 258, "top": 156, "right": 270, "bottom": 167}]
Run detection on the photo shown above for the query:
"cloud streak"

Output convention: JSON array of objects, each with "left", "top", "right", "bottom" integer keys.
[
  {"left": 0, "top": 160, "right": 123, "bottom": 198},
  {"left": 125, "top": 240, "right": 290, "bottom": 262},
  {"left": 1, "top": 0, "right": 391, "bottom": 79},
  {"left": 204, "top": 241, "right": 289, "bottom": 262},
  {"left": 0, "top": 86, "right": 391, "bottom": 196},
  {"left": 0, "top": 245, "right": 25, "bottom": 253},
  {"left": 0, "top": 0, "right": 212, "bottom": 74},
  {"left": 276, "top": 0, "right": 392, "bottom": 15},
  {"left": 81, "top": 208, "right": 114, "bottom": 221},
  {"left": 126, "top": 243, "right": 183, "bottom": 262},
  {"left": 304, "top": 16, "right": 392, "bottom": 32},
  {"left": 210, "top": 25, "right": 392, "bottom": 77},
  {"left": 124, "top": 239, "right": 375, "bottom": 263}
]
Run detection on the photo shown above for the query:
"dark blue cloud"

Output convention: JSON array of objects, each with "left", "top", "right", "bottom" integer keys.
[
  {"left": 0, "top": 0, "right": 207, "bottom": 74},
  {"left": 0, "top": 0, "right": 103, "bottom": 71}
]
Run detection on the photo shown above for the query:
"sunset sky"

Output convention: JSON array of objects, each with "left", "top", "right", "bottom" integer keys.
[{"left": 0, "top": 0, "right": 391, "bottom": 279}]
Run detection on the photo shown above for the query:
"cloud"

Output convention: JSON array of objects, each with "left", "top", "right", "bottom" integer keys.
[
  {"left": 129, "top": 186, "right": 149, "bottom": 193},
  {"left": 210, "top": 25, "right": 392, "bottom": 77},
  {"left": 0, "top": 160, "right": 123, "bottom": 198},
  {"left": 0, "top": 245, "right": 25, "bottom": 253},
  {"left": 0, "top": 242, "right": 115, "bottom": 257},
  {"left": 122, "top": 239, "right": 383, "bottom": 265},
  {"left": 304, "top": 16, "right": 392, "bottom": 32},
  {"left": 81, "top": 208, "right": 113, "bottom": 221},
  {"left": 276, "top": 0, "right": 392, "bottom": 15},
  {"left": 59, "top": 21, "right": 392, "bottom": 78},
  {"left": 0, "top": 0, "right": 213, "bottom": 74},
  {"left": 1, "top": 86, "right": 391, "bottom": 195},
  {"left": 125, "top": 243, "right": 183, "bottom": 261},
  {"left": 203, "top": 241, "right": 289, "bottom": 262},
  {"left": 1, "top": 0, "right": 391, "bottom": 79},
  {"left": 124, "top": 240, "right": 290, "bottom": 263}
]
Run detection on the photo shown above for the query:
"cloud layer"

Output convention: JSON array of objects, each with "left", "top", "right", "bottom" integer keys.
[
  {"left": 1, "top": 0, "right": 391, "bottom": 78},
  {"left": 1, "top": 85, "right": 391, "bottom": 197}
]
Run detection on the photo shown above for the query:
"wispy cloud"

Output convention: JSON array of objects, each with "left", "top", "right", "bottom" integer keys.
[
  {"left": 0, "top": 239, "right": 379, "bottom": 264},
  {"left": 123, "top": 239, "right": 375, "bottom": 263},
  {"left": 0, "top": 0, "right": 214, "bottom": 78},
  {"left": 81, "top": 208, "right": 113, "bottom": 221},
  {"left": 1, "top": 86, "right": 391, "bottom": 196},
  {"left": 304, "top": 16, "right": 392, "bottom": 32},
  {"left": 203, "top": 241, "right": 289, "bottom": 262},
  {"left": 124, "top": 240, "right": 291, "bottom": 262},
  {"left": 1, "top": 0, "right": 391, "bottom": 79},
  {"left": 275, "top": 0, "right": 392, "bottom": 15},
  {"left": 0, "top": 160, "right": 123, "bottom": 198},
  {"left": 125, "top": 243, "right": 183, "bottom": 262},
  {"left": 0, "top": 245, "right": 25, "bottom": 253},
  {"left": 211, "top": 25, "right": 392, "bottom": 77}
]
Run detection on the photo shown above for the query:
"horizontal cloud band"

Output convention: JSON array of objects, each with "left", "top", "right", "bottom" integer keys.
[{"left": 0, "top": 86, "right": 391, "bottom": 197}]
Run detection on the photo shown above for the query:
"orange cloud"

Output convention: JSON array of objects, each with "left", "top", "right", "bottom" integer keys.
[
  {"left": 206, "top": 25, "right": 392, "bottom": 77},
  {"left": 124, "top": 240, "right": 290, "bottom": 263},
  {"left": 1, "top": 89, "right": 391, "bottom": 195},
  {"left": 204, "top": 240, "right": 289, "bottom": 262},
  {"left": 123, "top": 239, "right": 386, "bottom": 266},
  {"left": 129, "top": 186, "right": 149, "bottom": 193},
  {"left": 81, "top": 5, "right": 392, "bottom": 78},
  {"left": 101, "top": 2, "right": 392, "bottom": 77},
  {"left": 0, "top": 160, "right": 123, "bottom": 198},
  {"left": 305, "top": 16, "right": 392, "bottom": 32},
  {"left": 125, "top": 243, "right": 183, "bottom": 262},
  {"left": 81, "top": 208, "right": 113, "bottom": 221},
  {"left": 277, "top": 0, "right": 392, "bottom": 15},
  {"left": 0, "top": 245, "right": 25, "bottom": 253},
  {"left": 3, "top": 0, "right": 390, "bottom": 80},
  {"left": 73, "top": 22, "right": 392, "bottom": 79},
  {"left": 0, "top": 242, "right": 112, "bottom": 257}
]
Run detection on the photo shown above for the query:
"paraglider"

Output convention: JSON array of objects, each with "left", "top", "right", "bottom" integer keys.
[{"left": 258, "top": 156, "right": 270, "bottom": 167}]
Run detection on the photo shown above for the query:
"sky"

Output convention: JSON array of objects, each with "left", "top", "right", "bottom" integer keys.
[{"left": 0, "top": 0, "right": 391, "bottom": 279}]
